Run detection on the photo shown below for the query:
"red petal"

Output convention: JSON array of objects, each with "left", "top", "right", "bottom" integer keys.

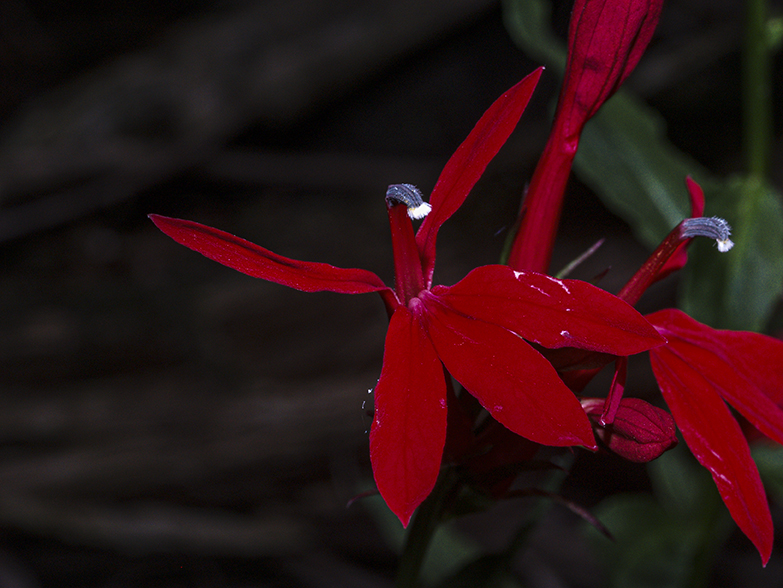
[
  {"left": 419, "top": 293, "right": 596, "bottom": 449},
  {"left": 648, "top": 309, "right": 783, "bottom": 445},
  {"left": 415, "top": 68, "right": 542, "bottom": 284},
  {"left": 600, "top": 357, "right": 627, "bottom": 426},
  {"left": 370, "top": 306, "right": 447, "bottom": 527},
  {"left": 686, "top": 176, "right": 706, "bottom": 218},
  {"left": 433, "top": 265, "right": 664, "bottom": 355},
  {"left": 150, "top": 215, "right": 392, "bottom": 296},
  {"left": 650, "top": 344, "right": 773, "bottom": 564},
  {"left": 443, "top": 378, "right": 476, "bottom": 463}
]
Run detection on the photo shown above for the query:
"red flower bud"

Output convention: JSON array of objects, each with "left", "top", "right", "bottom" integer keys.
[
  {"left": 509, "top": 0, "right": 665, "bottom": 273},
  {"left": 559, "top": 0, "right": 665, "bottom": 140},
  {"left": 582, "top": 397, "right": 678, "bottom": 463}
]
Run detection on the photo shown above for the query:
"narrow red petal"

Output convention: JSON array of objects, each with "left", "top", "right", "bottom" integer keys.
[
  {"left": 415, "top": 68, "right": 542, "bottom": 285},
  {"left": 419, "top": 293, "right": 596, "bottom": 449},
  {"left": 150, "top": 214, "right": 392, "bottom": 296},
  {"left": 721, "top": 328, "right": 783, "bottom": 405},
  {"left": 686, "top": 176, "right": 706, "bottom": 218},
  {"left": 370, "top": 306, "right": 447, "bottom": 527},
  {"left": 600, "top": 357, "right": 627, "bottom": 426},
  {"left": 433, "top": 265, "right": 664, "bottom": 355},
  {"left": 650, "top": 345, "right": 773, "bottom": 564},
  {"left": 648, "top": 309, "right": 783, "bottom": 445}
]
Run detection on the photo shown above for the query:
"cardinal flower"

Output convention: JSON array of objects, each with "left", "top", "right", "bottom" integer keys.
[
  {"left": 498, "top": 0, "right": 783, "bottom": 561},
  {"left": 612, "top": 179, "right": 783, "bottom": 564},
  {"left": 151, "top": 68, "right": 664, "bottom": 526},
  {"left": 561, "top": 178, "right": 783, "bottom": 565}
]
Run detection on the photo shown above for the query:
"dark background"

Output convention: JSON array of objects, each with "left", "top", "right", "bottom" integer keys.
[{"left": 1, "top": 0, "right": 781, "bottom": 586}]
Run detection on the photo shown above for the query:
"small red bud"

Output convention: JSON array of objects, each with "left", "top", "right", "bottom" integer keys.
[{"left": 582, "top": 397, "right": 678, "bottom": 463}]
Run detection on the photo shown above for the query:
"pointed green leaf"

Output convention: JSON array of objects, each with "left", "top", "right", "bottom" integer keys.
[
  {"left": 586, "top": 494, "right": 700, "bottom": 588},
  {"left": 501, "top": 0, "right": 566, "bottom": 68},
  {"left": 753, "top": 443, "right": 783, "bottom": 503}
]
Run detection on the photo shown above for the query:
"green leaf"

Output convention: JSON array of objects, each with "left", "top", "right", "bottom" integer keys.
[
  {"left": 363, "top": 491, "right": 481, "bottom": 587},
  {"left": 586, "top": 494, "right": 699, "bottom": 588},
  {"left": 586, "top": 445, "right": 734, "bottom": 588},
  {"left": 420, "top": 521, "right": 481, "bottom": 587},
  {"left": 647, "top": 439, "right": 710, "bottom": 517},
  {"left": 574, "top": 94, "right": 709, "bottom": 247},
  {"left": 501, "top": 0, "right": 566, "bottom": 69},
  {"left": 680, "top": 177, "right": 783, "bottom": 331},
  {"left": 752, "top": 442, "right": 783, "bottom": 502},
  {"left": 432, "top": 554, "right": 522, "bottom": 588}
]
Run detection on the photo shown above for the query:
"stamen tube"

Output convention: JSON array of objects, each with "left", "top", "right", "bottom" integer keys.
[
  {"left": 618, "top": 216, "right": 734, "bottom": 306},
  {"left": 681, "top": 216, "right": 734, "bottom": 252},
  {"left": 386, "top": 184, "right": 432, "bottom": 220}
]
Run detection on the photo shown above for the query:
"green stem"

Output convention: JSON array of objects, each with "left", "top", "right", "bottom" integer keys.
[
  {"left": 505, "top": 451, "right": 575, "bottom": 557},
  {"left": 744, "top": 0, "right": 772, "bottom": 179},
  {"left": 394, "top": 469, "right": 459, "bottom": 588},
  {"left": 686, "top": 487, "right": 732, "bottom": 588}
]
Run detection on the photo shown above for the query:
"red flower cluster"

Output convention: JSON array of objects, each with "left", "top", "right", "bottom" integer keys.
[
  {"left": 151, "top": 0, "right": 783, "bottom": 565},
  {"left": 504, "top": 0, "right": 783, "bottom": 565},
  {"left": 150, "top": 68, "right": 662, "bottom": 525}
]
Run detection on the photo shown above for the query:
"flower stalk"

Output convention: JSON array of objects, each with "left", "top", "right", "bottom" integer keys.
[
  {"left": 744, "top": 0, "right": 772, "bottom": 179},
  {"left": 394, "top": 469, "right": 460, "bottom": 588}
]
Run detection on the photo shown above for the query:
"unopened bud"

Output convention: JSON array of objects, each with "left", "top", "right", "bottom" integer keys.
[{"left": 582, "top": 397, "right": 678, "bottom": 463}]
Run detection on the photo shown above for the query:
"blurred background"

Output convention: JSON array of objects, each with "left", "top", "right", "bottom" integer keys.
[{"left": 0, "top": 0, "right": 781, "bottom": 586}]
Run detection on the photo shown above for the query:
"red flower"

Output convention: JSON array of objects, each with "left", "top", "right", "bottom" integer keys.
[
  {"left": 151, "top": 68, "right": 664, "bottom": 526},
  {"left": 498, "top": 0, "right": 782, "bottom": 566},
  {"left": 599, "top": 178, "right": 783, "bottom": 564}
]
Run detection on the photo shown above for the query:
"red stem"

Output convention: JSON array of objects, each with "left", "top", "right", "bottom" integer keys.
[{"left": 506, "top": 121, "right": 578, "bottom": 274}]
